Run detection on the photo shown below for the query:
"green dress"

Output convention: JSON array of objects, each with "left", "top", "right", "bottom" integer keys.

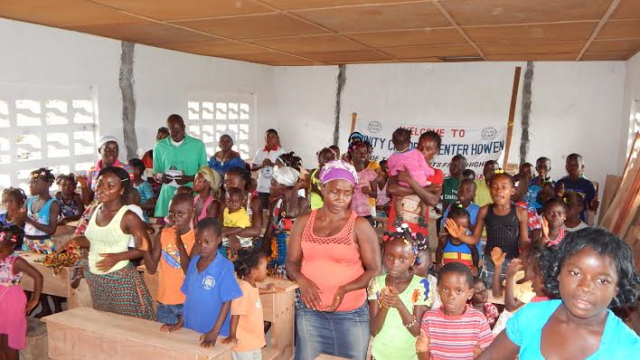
[
  {"left": 153, "top": 136, "right": 207, "bottom": 217},
  {"left": 368, "top": 274, "right": 434, "bottom": 360}
]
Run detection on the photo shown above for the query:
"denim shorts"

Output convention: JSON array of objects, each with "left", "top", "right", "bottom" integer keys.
[
  {"left": 294, "top": 292, "right": 370, "bottom": 360},
  {"left": 156, "top": 302, "right": 184, "bottom": 325}
]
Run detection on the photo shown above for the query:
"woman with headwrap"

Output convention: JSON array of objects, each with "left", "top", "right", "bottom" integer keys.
[
  {"left": 78, "top": 136, "right": 133, "bottom": 206},
  {"left": 262, "top": 166, "right": 309, "bottom": 277},
  {"left": 286, "top": 160, "right": 381, "bottom": 360},
  {"left": 209, "top": 131, "right": 246, "bottom": 176}
]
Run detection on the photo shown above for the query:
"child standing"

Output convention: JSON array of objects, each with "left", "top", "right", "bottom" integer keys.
[
  {"left": 309, "top": 148, "right": 336, "bottom": 210},
  {"left": 387, "top": 128, "right": 434, "bottom": 228},
  {"left": 440, "top": 180, "right": 481, "bottom": 254},
  {"left": 193, "top": 166, "right": 221, "bottom": 223},
  {"left": 436, "top": 206, "right": 479, "bottom": 275},
  {"left": 474, "top": 161, "right": 499, "bottom": 207},
  {"left": 555, "top": 153, "right": 598, "bottom": 222},
  {"left": 539, "top": 198, "right": 567, "bottom": 247},
  {"left": 369, "top": 228, "right": 434, "bottom": 360},
  {"left": 418, "top": 263, "right": 494, "bottom": 360},
  {"left": 470, "top": 278, "right": 500, "bottom": 327},
  {"left": 128, "top": 158, "right": 157, "bottom": 216},
  {"left": 477, "top": 228, "right": 640, "bottom": 359},
  {"left": 148, "top": 193, "right": 196, "bottom": 325},
  {"left": 54, "top": 174, "right": 84, "bottom": 225},
  {"left": 161, "top": 218, "right": 242, "bottom": 347},
  {"left": 525, "top": 157, "right": 553, "bottom": 211},
  {"left": 442, "top": 154, "right": 467, "bottom": 212},
  {"left": 562, "top": 191, "right": 589, "bottom": 232},
  {"left": 0, "top": 226, "right": 43, "bottom": 359},
  {"left": 349, "top": 141, "right": 378, "bottom": 225},
  {"left": 23, "top": 168, "right": 60, "bottom": 254},
  {"left": 446, "top": 172, "right": 529, "bottom": 288},
  {"left": 411, "top": 238, "right": 442, "bottom": 310},
  {"left": 222, "top": 247, "right": 275, "bottom": 360}
]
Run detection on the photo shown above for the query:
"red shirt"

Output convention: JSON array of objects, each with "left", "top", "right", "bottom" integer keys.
[{"left": 388, "top": 168, "right": 444, "bottom": 236}]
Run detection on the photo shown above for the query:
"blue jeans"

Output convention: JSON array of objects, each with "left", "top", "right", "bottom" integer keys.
[
  {"left": 480, "top": 253, "right": 511, "bottom": 288},
  {"left": 156, "top": 303, "right": 184, "bottom": 325},
  {"left": 294, "top": 294, "right": 370, "bottom": 360}
]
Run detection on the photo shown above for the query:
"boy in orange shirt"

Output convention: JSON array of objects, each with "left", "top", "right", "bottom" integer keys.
[
  {"left": 148, "top": 193, "right": 196, "bottom": 325},
  {"left": 223, "top": 247, "right": 275, "bottom": 359}
]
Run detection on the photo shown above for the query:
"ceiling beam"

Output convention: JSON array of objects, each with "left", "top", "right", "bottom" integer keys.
[
  {"left": 432, "top": 0, "right": 486, "bottom": 60},
  {"left": 576, "top": 0, "right": 622, "bottom": 61}
]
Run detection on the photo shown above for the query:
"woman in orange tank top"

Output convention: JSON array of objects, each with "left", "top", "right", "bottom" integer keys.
[{"left": 286, "top": 160, "right": 381, "bottom": 360}]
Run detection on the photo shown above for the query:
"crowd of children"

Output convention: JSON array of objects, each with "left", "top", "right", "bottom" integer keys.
[{"left": 1, "top": 121, "right": 639, "bottom": 360}]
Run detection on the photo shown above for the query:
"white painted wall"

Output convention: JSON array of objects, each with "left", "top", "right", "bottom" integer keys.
[
  {"left": 274, "top": 61, "right": 627, "bottom": 200},
  {"left": 0, "top": 18, "right": 276, "bottom": 161},
  {"left": 622, "top": 52, "right": 640, "bottom": 160}
]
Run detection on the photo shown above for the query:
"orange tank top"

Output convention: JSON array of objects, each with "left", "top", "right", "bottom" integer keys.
[{"left": 300, "top": 210, "right": 366, "bottom": 312}]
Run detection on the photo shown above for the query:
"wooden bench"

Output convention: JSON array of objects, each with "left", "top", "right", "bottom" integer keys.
[
  {"left": 19, "top": 318, "right": 48, "bottom": 360},
  {"left": 42, "top": 308, "right": 234, "bottom": 360},
  {"left": 139, "top": 267, "right": 298, "bottom": 360}
]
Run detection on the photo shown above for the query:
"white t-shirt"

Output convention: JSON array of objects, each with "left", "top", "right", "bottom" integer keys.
[
  {"left": 253, "top": 146, "right": 286, "bottom": 193},
  {"left": 127, "top": 205, "right": 146, "bottom": 248}
]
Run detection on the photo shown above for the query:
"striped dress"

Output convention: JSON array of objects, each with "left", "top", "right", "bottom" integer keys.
[{"left": 420, "top": 307, "right": 494, "bottom": 360}]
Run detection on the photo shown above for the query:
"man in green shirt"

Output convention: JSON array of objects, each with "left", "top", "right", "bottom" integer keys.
[{"left": 153, "top": 114, "right": 207, "bottom": 217}]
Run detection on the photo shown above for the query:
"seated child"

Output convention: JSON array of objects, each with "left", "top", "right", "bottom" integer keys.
[
  {"left": 436, "top": 206, "right": 479, "bottom": 276},
  {"left": 55, "top": 174, "right": 84, "bottom": 225},
  {"left": 129, "top": 158, "right": 157, "bottom": 216},
  {"left": 147, "top": 193, "right": 195, "bottom": 325},
  {"left": 23, "top": 168, "right": 60, "bottom": 254},
  {"left": 387, "top": 128, "right": 434, "bottom": 228},
  {"left": 470, "top": 278, "right": 500, "bottom": 328},
  {"left": 0, "top": 226, "right": 43, "bottom": 359},
  {"left": 555, "top": 153, "right": 598, "bottom": 223},
  {"left": 411, "top": 239, "right": 442, "bottom": 310},
  {"left": 477, "top": 228, "right": 640, "bottom": 359},
  {"left": 0, "top": 188, "right": 26, "bottom": 249},
  {"left": 418, "top": 262, "right": 494, "bottom": 360},
  {"left": 222, "top": 247, "right": 276, "bottom": 359},
  {"left": 441, "top": 180, "right": 481, "bottom": 254},
  {"left": 539, "top": 198, "right": 567, "bottom": 247},
  {"left": 562, "top": 191, "right": 589, "bottom": 232},
  {"left": 161, "top": 218, "right": 242, "bottom": 348},
  {"left": 369, "top": 227, "right": 435, "bottom": 360}
]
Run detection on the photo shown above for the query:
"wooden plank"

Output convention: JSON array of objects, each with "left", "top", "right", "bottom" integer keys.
[
  {"left": 502, "top": 66, "right": 522, "bottom": 169},
  {"left": 622, "top": 132, "right": 640, "bottom": 183},
  {"left": 44, "top": 308, "right": 233, "bottom": 360},
  {"left": 598, "top": 175, "right": 622, "bottom": 224},
  {"left": 601, "top": 153, "right": 640, "bottom": 232}
]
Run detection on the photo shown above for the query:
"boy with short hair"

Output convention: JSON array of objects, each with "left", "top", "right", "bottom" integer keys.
[
  {"left": 418, "top": 263, "right": 494, "bottom": 360},
  {"left": 555, "top": 153, "right": 598, "bottom": 223},
  {"left": 525, "top": 157, "right": 554, "bottom": 212},
  {"left": 441, "top": 179, "right": 481, "bottom": 254},
  {"left": 474, "top": 161, "right": 499, "bottom": 207}
]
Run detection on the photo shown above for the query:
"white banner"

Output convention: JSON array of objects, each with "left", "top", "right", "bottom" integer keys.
[{"left": 356, "top": 120, "right": 507, "bottom": 178}]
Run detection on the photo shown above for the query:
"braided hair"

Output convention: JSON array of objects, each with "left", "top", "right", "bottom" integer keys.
[
  {"left": 30, "top": 168, "right": 55, "bottom": 185},
  {"left": 233, "top": 247, "right": 265, "bottom": 279}
]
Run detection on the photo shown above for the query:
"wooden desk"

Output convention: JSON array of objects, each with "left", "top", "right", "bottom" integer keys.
[
  {"left": 139, "top": 267, "right": 298, "bottom": 360},
  {"left": 488, "top": 289, "right": 505, "bottom": 305},
  {"left": 43, "top": 308, "right": 234, "bottom": 360}
]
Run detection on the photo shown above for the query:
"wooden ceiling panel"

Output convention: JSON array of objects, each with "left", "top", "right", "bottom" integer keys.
[
  {"left": 299, "top": 49, "right": 393, "bottom": 63},
  {"left": 258, "top": 0, "right": 419, "bottom": 11},
  {"left": 345, "top": 28, "right": 466, "bottom": 48},
  {"left": 597, "top": 19, "right": 640, "bottom": 40},
  {"left": 246, "top": 35, "right": 364, "bottom": 53},
  {"left": 610, "top": 0, "right": 640, "bottom": 20},
  {"left": 293, "top": 2, "right": 450, "bottom": 33},
  {"left": 159, "top": 40, "right": 264, "bottom": 55},
  {"left": 588, "top": 39, "right": 640, "bottom": 53},
  {"left": 486, "top": 53, "right": 578, "bottom": 61},
  {"left": 480, "top": 41, "right": 586, "bottom": 55},
  {"left": 68, "top": 23, "right": 215, "bottom": 44},
  {"left": 225, "top": 51, "right": 312, "bottom": 63},
  {"left": 465, "top": 23, "right": 598, "bottom": 44},
  {"left": 401, "top": 57, "right": 442, "bottom": 63},
  {"left": 441, "top": 0, "right": 611, "bottom": 26},
  {"left": 91, "top": 0, "right": 275, "bottom": 21},
  {"left": 382, "top": 43, "right": 478, "bottom": 59},
  {"left": 0, "top": 0, "right": 144, "bottom": 27},
  {"left": 581, "top": 51, "right": 635, "bottom": 60},
  {"left": 175, "top": 13, "right": 328, "bottom": 39}
]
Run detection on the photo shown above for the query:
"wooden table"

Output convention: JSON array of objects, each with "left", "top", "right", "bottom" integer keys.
[
  {"left": 139, "top": 267, "right": 298, "bottom": 360},
  {"left": 43, "top": 308, "right": 234, "bottom": 360}
]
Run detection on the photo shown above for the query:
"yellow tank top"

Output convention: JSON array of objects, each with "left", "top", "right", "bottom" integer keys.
[{"left": 86, "top": 205, "right": 132, "bottom": 274}]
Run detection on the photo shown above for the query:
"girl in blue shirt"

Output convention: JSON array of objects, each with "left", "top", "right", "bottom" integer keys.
[{"left": 477, "top": 227, "right": 639, "bottom": 359}]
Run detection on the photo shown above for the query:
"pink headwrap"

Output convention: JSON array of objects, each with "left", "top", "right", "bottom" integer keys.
[{"left": 319, "top": 160, "right": 359, "bottom": 186}]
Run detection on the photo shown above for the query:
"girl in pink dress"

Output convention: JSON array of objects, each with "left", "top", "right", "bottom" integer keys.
[{"left": 0, "top": 226, "right": 43, "bottom": 359}]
